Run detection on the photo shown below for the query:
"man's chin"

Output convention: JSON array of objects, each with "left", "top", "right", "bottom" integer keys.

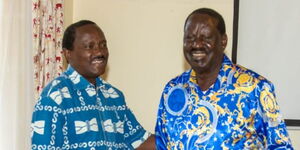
[
  {"left": 95, "top": 71, "right": 105, "bottom": 77},
  {"left": 192, "top": 64, "right": 210, "bottom": 74},
  {"left": 192, "top": 60, "right": 208, "bottom": 68},
  {"left": 86, "top": 69, "right": 105, "bottom": 78},
  {"left": 92, "top": 65, "right": 106, "bottom": 74}
]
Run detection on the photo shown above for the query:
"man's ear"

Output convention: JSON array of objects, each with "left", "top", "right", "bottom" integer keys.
[
  {"left": 63, "top": 48, "right": 71, "bottom": 63},
  {"left": 221, "top": 34, "right": 228, "bottom": 50}
]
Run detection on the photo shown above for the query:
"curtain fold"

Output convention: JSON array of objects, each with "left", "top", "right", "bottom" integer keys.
[{"left": 32, "top": 0, "right": 64, "bottom": 99}]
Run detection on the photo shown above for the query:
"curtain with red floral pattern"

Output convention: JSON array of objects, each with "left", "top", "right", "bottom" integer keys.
[{"left": 32, "top": 0, "right": 64, "bottom": 99}]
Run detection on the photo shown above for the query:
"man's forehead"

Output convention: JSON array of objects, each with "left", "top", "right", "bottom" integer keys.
[
  {"left": 76, "top": 24, "right": 101, "bottom": 33},
  {"left": 74, "top": 24, "right": 105, "bottom": 41},
  {"left": 187, "top": 14, "right": 218, "bottom": 27}
]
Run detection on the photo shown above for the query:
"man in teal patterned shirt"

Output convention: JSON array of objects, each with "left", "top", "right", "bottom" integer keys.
[
  {"left": 31, "top": 20, "right": 155, "bottom": 149},
  {"left": 155, "top": 8, "right": 293, "bottom": 149}
]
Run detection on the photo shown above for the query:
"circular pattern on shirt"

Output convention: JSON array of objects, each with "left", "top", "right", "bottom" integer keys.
[
  {"left": 260, "top": 83, "right": 280, "bottom": 126},
  {"left": 188, "top": 100, "right": 218, "bottom": 144},
  {"left": 165, "top": 85, "right": 188, "bottom": 116}
]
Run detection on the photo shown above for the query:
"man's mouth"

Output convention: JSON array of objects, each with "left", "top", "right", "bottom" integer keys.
[
  {"left": 191, "top": 50, "right": 206, "bottom": 60},
  {"left": 91, "top": 56, "right": 106, "bottom": 65}
]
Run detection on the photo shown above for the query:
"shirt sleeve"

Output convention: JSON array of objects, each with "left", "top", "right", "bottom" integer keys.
[
  {"left": 119, "top": 92, "right": 151, "bottom": 149},
  {"left": 155, "top": 92, "right": 169, "bottom": 150},
  {"left": 31, "top": 96, "right": 67, "bottom": 150},
  {"left": 257, "top": 81, "right": 294, "bottom": 149}
]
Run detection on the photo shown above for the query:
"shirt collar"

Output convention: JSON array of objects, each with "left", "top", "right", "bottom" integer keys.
[
  {"left": 189, "top": 55, "right": 235, "bottom": 91},
  {"left": 64, "top": 65, "right": 103, "bottom": 90}
]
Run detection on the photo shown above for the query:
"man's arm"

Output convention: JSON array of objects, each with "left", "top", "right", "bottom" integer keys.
[
  {"left": 258, "top": 82, "right": 293, "bottom": 149},
  {"left": 122, "top": 102, "right": 155, "bottom": 149},
  {"left": 136, "top": 134, "right": 156, "bottom": 150},
  {"left": 31, "top": 97, "right": 66, "bottom": 149},
  {"left": 154, "top": 93, "right": 169, "bottom": 150}
]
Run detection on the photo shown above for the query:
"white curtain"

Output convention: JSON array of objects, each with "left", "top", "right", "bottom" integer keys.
[{"left": 0, "top": 0, "right": 34, "bottom": 149}]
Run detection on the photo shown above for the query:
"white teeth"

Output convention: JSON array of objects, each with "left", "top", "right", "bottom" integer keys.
[
  {"left": 92, "top": 59, "right": 104, "bottom": 64},
  {"left": 192, "top": 51, "right": 205, "bottom": 54},
  {"left": 192, "top": 51, "right": 206, "bottom": 60},
  {"left": 192, "top": 53, "right": 206, "bottom": 57}
]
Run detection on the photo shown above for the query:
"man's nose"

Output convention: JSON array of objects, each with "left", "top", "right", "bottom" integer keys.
[{"left": 192, "top": 39, "right": 205, "bottom": 48}]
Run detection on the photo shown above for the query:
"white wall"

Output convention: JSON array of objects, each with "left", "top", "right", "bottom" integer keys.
[
  {"left": 288, "top": 129, "right": 300, "bottom": 149},
  {"left": 65, "top": 0, "right": 234, "bottom": 132}
]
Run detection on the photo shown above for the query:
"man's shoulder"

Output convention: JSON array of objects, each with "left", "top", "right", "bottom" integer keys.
[
  {"left": 36, "top": 75, "right": 71, "bottom": 105},
  {"left": 234, "top": 64, "right": 274, "bottom": 87},
  {"left": 98, "top": 78, "right": 124, "bottom": 99},
  {"left": 32, "top": 78, "right": 69, "bottom": 115},
  {"left": 160, "top": 70, "right": 191, "bottom": 92},
  {"left": 41, "top": 75, "right": 69, "bottom": 95},
  {"left": 99, "top": 79, "right": 122, "bottom": 91},
  {"left": 166, "top": 70, "right": 191, "bottom": 85}
]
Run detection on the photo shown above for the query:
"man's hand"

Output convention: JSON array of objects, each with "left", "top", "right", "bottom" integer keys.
[{"left": 136, "top": 134, "right": 156, "bottom": 150}]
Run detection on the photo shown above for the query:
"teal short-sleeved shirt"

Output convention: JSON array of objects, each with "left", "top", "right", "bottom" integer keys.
[{"left": 31, "top": 65, "right": 150, "bottom": 150}]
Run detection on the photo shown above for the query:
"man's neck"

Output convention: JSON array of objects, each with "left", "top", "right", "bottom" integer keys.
[
  {"left": 195, "top": 63, "right": 222, "bottom": 91},
  {"left": 86, "top": 78, "right": 97, "bottom": 86}
]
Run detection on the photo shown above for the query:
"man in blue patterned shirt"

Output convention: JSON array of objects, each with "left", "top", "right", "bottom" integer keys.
[
  {"left": 155, "top": 8, "right": 293, "bottom": 149},
  {"left": 31, "top": 20, "right": 155, "bottom": 149}
]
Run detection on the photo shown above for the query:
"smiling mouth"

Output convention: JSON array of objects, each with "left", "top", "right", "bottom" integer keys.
[
  {"left": 91, "top": 59, "right": 105, "bottom": 64},
  {"left": 91, "top": 56, "right": 106, "bottom": 65},
  {"left": 191, "top": 50, "right": 206, "bottom": 60}
]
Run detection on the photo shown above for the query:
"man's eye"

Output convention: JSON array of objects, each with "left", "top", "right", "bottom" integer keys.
[
  {"left": 204, "top": 36, "right": 214, "bottom": 42},
  {"left": 84, "top": 44, "right": 94, "bottom": 49},
  {"left": 185, "top": 36, "right": 194, "bottom": 41},
  {"left": 100, "top": 42, "right": 107, "bottom": 48}
]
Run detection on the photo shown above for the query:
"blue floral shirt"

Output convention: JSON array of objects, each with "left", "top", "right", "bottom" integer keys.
[
  {"left": 31, "top": 65, "right": 150, "bottom": 150},
  {"left": 155, "top": 55, "right": 293, "bottom": 150}
]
